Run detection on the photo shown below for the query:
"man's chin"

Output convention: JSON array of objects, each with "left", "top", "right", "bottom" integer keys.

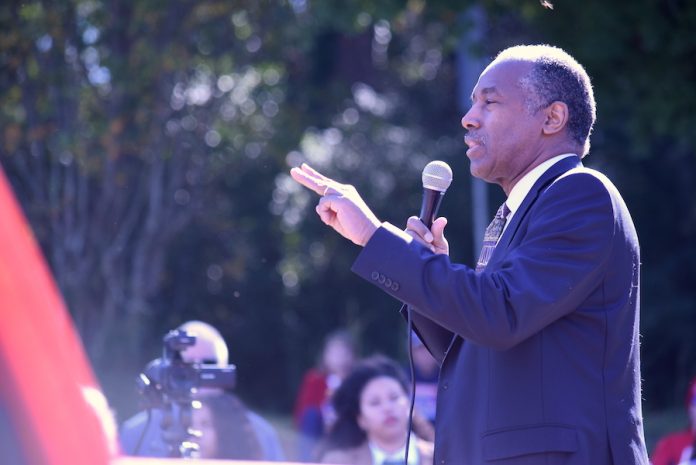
[{"left": 468, "top": 162, "right": 488, "bottom": 181}]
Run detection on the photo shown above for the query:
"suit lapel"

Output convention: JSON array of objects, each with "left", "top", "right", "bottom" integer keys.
[
  {"left": 495, "top": 155, "right": 582, "bottom": 255},
  {"left": 441, "top": 156, "right": 581, "bottom": 353}
]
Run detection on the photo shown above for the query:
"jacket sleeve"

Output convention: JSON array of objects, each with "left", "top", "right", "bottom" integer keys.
[{"left": 352, "top": 171, "right": 616, "bottom": 350}]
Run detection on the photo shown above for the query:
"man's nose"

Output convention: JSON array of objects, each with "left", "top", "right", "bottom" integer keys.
[{"left": 461, "top": 108, "right": 479, "bottom": 130}]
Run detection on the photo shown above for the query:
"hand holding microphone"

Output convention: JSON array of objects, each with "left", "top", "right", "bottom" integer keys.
[
  {"left": 289, "top": 161, "right": 452, "bottom": 253},
  {"left": 406, "top": 160, "right": 452, "bottom": 255}
]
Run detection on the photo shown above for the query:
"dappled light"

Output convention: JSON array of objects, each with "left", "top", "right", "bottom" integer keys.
[{"left": 2, "top": 1, "right": 696, "bottom": 461}]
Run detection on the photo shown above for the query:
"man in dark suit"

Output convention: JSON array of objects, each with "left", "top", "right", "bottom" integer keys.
[{"left": 290, "top": 44, "right": 649, "bottom": 465}]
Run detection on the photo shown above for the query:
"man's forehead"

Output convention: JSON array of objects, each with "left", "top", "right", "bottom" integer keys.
[
  {"left": 474, "top": 85, "right": 501, "bottom": 97},
  {"left": 471, "top": 59, "right": 531, "bottom": 99}
]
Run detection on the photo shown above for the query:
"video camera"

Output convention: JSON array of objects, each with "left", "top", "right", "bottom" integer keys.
[
  {"left": 138, "top": 329, "right": 236, "bottom": 405},
  {"left": 134, "top": 328, "right": 237, "bottom": 457}
]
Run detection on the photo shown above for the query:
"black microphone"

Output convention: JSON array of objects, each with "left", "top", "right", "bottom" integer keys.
[{"left": 419, "top": 160, "right": 453, "bottom": 228}]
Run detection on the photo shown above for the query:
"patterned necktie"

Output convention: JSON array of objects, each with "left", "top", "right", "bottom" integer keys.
[{"left": 475, "top": 202, "right": 510, "bottom": 272}]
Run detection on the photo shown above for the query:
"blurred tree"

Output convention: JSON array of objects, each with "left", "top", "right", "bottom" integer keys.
[
  {"left": 0, "top": 0, "right": 306, "bottom": 415},
  {"left": 0, "top": 0, "right": 467, "bottom": 415},
  {"left": 0, "top": 0, "right": 288, "bottom": 361},
  {"left": 1, "top": 0, "right": 695, "bottom": 420}
]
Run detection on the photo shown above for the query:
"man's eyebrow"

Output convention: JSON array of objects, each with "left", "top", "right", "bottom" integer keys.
[{"left": 470, "top": 86, "right": 500, "bottom": 102}]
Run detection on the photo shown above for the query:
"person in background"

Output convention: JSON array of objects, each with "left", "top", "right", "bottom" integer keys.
[
  {"left": 293, "top": 329, "right": 357, "bottom": 461},
  {"left": 119, "top": 320, "right": 285, "bottom": 461},
  {"left": 318, "top": 355, "right": 434, "bottom": 465},
  {"left": 652, "top": 376, "right": 696, "bottom": 465},
  {"left": 191, "top": 392, "right": 264, "bottom": 459}
]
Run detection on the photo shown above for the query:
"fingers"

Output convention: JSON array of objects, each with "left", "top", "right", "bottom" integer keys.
[
  {"left": 289, "top": 164, "right": 324, "bottom": 195},
  {"left": 406, "top": 216, "right": 434, "bottom": 242},
  {"left": 298, "top": 163, "right": 329, "bottom": 181},
  {"left": 290, "top": 163, "right": 337, "bottom": 196},
  {"left": 405, "top": 216, "right": 435, "bottom": 251},
  {"left": 316, "top": 196, "right": 335, "bottom": 225},
  {"left": 430, "top": 217, "right": 449, "bottom": 253},
  {"left": 431, "top": 217, "right": 448, "bottom": 243},
  {"left": 405, "top": 216, "right": 449, "bottom": 254}
]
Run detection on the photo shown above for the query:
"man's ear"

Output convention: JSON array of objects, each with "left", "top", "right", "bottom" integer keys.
[{"left": 542, "top": 101, "right": 569, "bottom": 135}]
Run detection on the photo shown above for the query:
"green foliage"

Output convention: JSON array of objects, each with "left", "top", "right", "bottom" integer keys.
[{"left": 1, "top": 0, "right": 695, "bottom": 425}]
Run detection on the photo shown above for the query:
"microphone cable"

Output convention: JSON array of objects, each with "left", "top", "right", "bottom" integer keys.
[{"left": 403, "top": 304, "right": 417, "bottom": 465}]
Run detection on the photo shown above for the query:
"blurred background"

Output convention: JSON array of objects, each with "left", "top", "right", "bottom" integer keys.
[{"left": 1, "top": 0, "right": 695, "bottom": 458}]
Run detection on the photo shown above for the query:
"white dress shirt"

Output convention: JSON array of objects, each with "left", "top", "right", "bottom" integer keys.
[{"left": 503, "top": 153, "right": 577, "bottom": 235}]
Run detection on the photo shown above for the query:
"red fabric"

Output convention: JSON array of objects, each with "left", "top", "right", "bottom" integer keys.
[
  {"left": 650, "top": 430, "right": 693, "bottom": 465},
  {"left": 0, "top": 169, "right": 114, "bottom": 464},
  {"left": 293, "top": 369, "right": 328, "bottom": 425},
  {"left": 651, "top": 376, "right": 696, "bottom": 465}
]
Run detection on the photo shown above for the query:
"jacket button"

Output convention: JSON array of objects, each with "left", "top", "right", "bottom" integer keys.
[
  {"left": 371, "top": 271, "right": 379, "bottom": 281},
  {"left": 385, "top": 278, "right": 392, "bottom": 287},
  {"left": 391, "top": 282, "right": 400, "bottom": 291},
  {"left": 378, "top": 274, "right": 386, "bottom": 284}
]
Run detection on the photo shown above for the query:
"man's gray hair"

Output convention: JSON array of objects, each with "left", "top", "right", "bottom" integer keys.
[{"left": 494, "top": 44, "right": 596, "bottom": 156}]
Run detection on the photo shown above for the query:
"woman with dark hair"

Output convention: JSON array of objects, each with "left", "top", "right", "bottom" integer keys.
[
  {"left": 190, "top": 393, "right": 264, "bottom": 460},
  {"left": 318, "top": 355, "right": 434, "bottom": 465}
]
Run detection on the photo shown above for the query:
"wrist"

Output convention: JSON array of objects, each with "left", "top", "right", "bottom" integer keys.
[{"left": 360, "top": 219, "right": 381, "bottom": 246}]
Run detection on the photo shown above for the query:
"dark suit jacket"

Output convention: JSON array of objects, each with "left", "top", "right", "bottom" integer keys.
[{"left": 351, "top": 156, "right": 649, "bottom": 465}]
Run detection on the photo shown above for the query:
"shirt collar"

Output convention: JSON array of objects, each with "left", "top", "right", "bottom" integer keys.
[{"left": 505, "top": 153, "right": 577, "bottom": 220}]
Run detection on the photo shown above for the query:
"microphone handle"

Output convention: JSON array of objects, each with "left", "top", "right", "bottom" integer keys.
[{"left": 419, "top": 188, "right": 445, "bottom": 229}]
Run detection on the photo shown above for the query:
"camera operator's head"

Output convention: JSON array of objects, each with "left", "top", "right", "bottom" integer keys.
[
  {"left": 177, "top": 320, "right": 229, "bottom": 367},
  {"left": 137, "top": 320, "right": 236, "bottom": 410}
]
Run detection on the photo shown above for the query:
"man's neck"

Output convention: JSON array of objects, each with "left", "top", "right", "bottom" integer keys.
[{"left": 503, "top": 142, "right": 581, "bottom": 195}]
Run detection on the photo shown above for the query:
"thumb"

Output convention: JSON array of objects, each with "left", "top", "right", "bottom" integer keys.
[{"left": 431, "top": 217, "right": 448, "bottom": 245}]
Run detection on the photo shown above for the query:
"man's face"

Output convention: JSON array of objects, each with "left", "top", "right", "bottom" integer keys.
[
  {"left": 180, "top": 338, "right": 218, "bottom": 365},
  {"left": 461, "top": 59, "right": 546, "bottom": 194}
]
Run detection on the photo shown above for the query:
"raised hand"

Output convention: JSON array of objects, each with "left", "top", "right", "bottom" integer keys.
[{"left": 289, "top": 164, "right": 382, "bottom": 247}]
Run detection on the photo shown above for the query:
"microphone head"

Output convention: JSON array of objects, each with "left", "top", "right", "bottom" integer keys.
[{"left": 422, "top": 160, "right": 453, "bottom": 193}]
